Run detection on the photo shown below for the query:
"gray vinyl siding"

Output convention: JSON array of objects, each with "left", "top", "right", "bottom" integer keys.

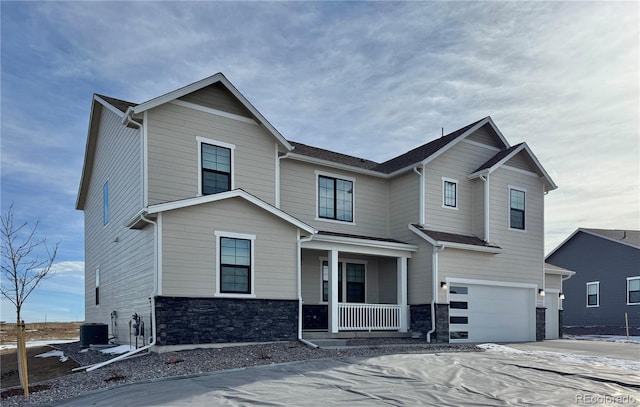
[
  {"left": 546, "top": 232, "right": 640, "bottom": 327},
  {"left": 423, "top": 140, "right": 496, "bottom": 235},
  {"left": 545, "top": 274, "right": 562, "bottom": 291},
  {"left": 407, "top": 243, "right": 433, "bottom": 304},
  {"left": 161, "top": 197, "right": 299, "bottom": 299},
  {"left": 279, "top": 159, "right": 389, "bottom": 237},
  {"left": 505, "top": 151, "right": 540, "bottom": 173},
  {"left": 465, "top": 125, "right": 504, "bottom": 149},
  {"left": 436, "top": 165, "right": 545, "bottom": 303},
  {"left": 178, "top": 83, "right": 252, "bottom": 118},
  {"left": 388, "top": 171, "right": 419, "bottom": 240},
  {"left": 146, "top": 102, "right": 277, "bottom": 206},
  {"left": 471, "top": 178, "right": 484, "bottom": 240},
  {"left": 83, "top": 107, "right": 154, "bottom": 343}
]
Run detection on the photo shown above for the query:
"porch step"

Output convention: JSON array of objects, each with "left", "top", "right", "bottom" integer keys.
[{"left": 303, "top": 331, "right": 412, "bottom": 340}]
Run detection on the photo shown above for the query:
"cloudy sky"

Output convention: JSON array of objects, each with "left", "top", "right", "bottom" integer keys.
[{"left": 1, "top": 2, "right": 638, "bottom": 322}]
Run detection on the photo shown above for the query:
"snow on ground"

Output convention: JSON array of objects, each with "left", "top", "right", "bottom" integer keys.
[
  {"left": 35, "top": 349, "right": 69, "bottom": 362},
  {"left": 564, "top": 334, "right": 640, "bottom": 344},
  {"left": 478, "top": 343, "right": 640, "bottom": 371},
  {"left": 0, "top": 339, "right": 77, "bottom": 351},
  {"left": 100, "top": 345, "right": 135, "bottom": 354}
]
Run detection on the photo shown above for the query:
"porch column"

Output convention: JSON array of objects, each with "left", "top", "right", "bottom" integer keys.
[
  {"left": 328, "top": 249, "right": 339, "bottom": 333},
  {"left": 397, "top": 257, "right": 408, "bottom": 332}
]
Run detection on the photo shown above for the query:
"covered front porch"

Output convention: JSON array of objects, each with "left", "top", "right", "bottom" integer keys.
[{"left": 300, "top": 232, "right": 417, "bottom": 336}]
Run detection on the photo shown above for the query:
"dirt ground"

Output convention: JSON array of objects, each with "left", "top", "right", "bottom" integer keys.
[
  {"left": 1, "top": 322, "right": 82, "bottom": 394},
  {"left": 0, "top": 322, "right": 82, "bottom": 345}
]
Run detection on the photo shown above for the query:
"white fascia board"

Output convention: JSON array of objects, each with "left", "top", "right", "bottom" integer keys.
[
  {"left": 302, "top": 239, "right": 416, "bottom": 258},
  {"left": 408, "top": 223, "right": 502, "bottom": 254},
  {"left": 544, "top": 267, "right": 576, "bottom": 277},
  {"left": 521, "top": 143, "right": 557, "bottom": 190},
  {"left": 94, "top": 95, "right": 126, "bottom": 118},
  {"left": 131, "top": 73, "right": 293, "bottom": 151},
  {"left": 147, "top": 189, "right": 316, "bottom": 234},
  {"left": 286, "top": 153, "right": 388, "bottom": 178},
  {"left": 311, "top": 234, "right": 418, "bottom": 253}
]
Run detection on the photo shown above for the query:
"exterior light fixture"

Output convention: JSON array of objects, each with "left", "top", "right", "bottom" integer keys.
[
  {"left": 538, "top": 289, "right": 545, "bottom": 296},
  {"left": 559, "top": 293, "right": 565, "bottom": 300},
  {"left": 441, "top": 282, "right": 447, "bottom": 290}
]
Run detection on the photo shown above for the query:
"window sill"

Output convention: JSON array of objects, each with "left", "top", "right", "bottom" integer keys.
[
  {"left": 626, "top": 302, "right": 640, "bottom": 306},
  {"left": 508, "top": 227, "right": 527, "bottom": 233},
  {"left": 214, "top": 293, "right": 256, "bottom": 299},
  {"left": 315, "top": 217, "right": 356, "bottom": 225},
  {"left": 586, "top": 305, "right": 599, "bottom": 308},
  {"left": 441, "top": 205, "right": 459, "bottom": 210}
]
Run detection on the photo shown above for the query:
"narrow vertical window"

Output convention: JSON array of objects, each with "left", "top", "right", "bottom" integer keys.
[
  {"left": 95, "top": 268, "right": 100, "bottom": 306},
  {"left": 509, "top": 187, "right": 525, "bottom": 230},
  {"left": 318, "top": 175, "right": 353, "bottom": 222},
  {"left": 103, "top": 181, "right": 109, "bottom": 225},
  {"left": 586, "top": 281, "right": 599, "bottom": 307},
  {"left": 442, "top": 178, "right": 458, "bottom": 208},
  {"left": 627, "top": 277, "right": 640, "bottom": 305}
]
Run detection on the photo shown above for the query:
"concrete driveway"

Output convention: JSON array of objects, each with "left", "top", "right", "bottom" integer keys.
[{"left": 52, "top": 341, "right": 640, "bottom": 407}]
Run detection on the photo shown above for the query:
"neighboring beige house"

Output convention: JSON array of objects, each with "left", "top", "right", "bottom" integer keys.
[{"left": 76, "top": 73, "right": 557, "bottom": 350}]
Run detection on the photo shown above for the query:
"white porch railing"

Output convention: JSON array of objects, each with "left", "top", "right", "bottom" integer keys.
[{"left": 338, "top": 303, "right": 401, "bottom": 331}]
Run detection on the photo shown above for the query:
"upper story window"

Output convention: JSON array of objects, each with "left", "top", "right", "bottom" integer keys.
[
  {"left": 586, "top": 281, "right": 599, "bottom": 307},
  {"left": 442, "top": 177, "right": 458, "bottom": 209},
  {"left": 215, "top": 231, "right": 255, "bottom": 297},
  {"left": 197, "top": 136, "right": 235, "bottom": 196},
  {"left": 103, "top": 181, "right": 109, "bottom": 225},
  {"left": 317, "top": 172, "right": 354, "bottom": 223},
  {"left": 509, "top": 186, "right": 526, "bottom": 230},
  {"left": 627, "top": 277, "right": 640, "bottom": 305}
]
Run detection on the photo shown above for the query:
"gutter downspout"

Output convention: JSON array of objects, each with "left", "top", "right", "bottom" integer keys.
[
  {"left": 297, "top": 231, "right": 318, "bottom": 348},
  {"left": 480, "top": 174, "right": 490, "bottom": 242},
  {"left": 426, "top": 245, "right": 444, "bottom": 343},
  {"left": 413, "top": 165, "right": 425, "bottom": 225},
  {"left": 86, "top": 212, "right": 158, "bottom": 371}
]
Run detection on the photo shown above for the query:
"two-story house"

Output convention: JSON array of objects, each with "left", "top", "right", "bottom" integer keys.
[{"left": 76, "top": 73, "right": 557, "bottom": 351}]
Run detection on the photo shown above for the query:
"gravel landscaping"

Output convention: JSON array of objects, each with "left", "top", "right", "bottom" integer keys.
[{"left": 2, "top": 339, "right": 479, "bottom": 406}]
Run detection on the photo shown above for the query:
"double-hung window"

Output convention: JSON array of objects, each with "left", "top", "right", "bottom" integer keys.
[
  {"left": 586, "top": 281, "right": 599, "bottom": 307},
  {"left": 215, "top": 231, "right": 255, "bottom": 296},
  {"left": 321, "top": 260, "right": 365, "bottom": 303},
  {"left": 198, "top": 137, "right": 235, "bottom": 196},
  {"left": 442, "top": 177, "right": 458, "bottom": 209},
  {"left": 509, "top": 186, "right": 526, "bottom": 230},
  {"left": 627, "top": 277, "right": 640, "bottom": 305},
  {"left": 318, "top": 173, "right": 354, "bottom": 222}
]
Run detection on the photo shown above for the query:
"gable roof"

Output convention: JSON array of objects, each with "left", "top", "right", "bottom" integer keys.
[
  {"left": 468, "top": 142, "right": 557, "bottom": 191},
  {"left": 546, "top": 228, "right": 640, "bottom": 259},
  {"left": 133, "top": 189, "right": 316, "bottom": 234},
  {"left": 409, "top": 224, "right": 502, "bottom": 253}
]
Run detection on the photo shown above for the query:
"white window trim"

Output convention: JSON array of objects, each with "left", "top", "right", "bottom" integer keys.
[
  {"left": 214, "top": 231, "right": 256, "bottom": 298},
  {"left": 627, "top": 276, "right": 640, "bottom": 305},
  {"left": 586, "top": 281, "right": 599, "bottom": 308},
  {"left": 197, "top": 136, "right": 236, "bottom": 197},
  {"left": 315, "top": 170, "right": 356, "bottom": 225},
  {"left": 103, "top": 180, "right": 109, "bottom": 226},
  {"left": 441, "top": 177, "right": 459, "bottom": 210},
  {"left": 508, "top": 185, "right": 527, "bottom": 232},
  {"left": 319, "top": 257, "right": 367, "bottom": 304}
]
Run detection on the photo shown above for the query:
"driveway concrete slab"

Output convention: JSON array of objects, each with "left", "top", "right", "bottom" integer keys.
[{"left": 508, "top": 339, "right": 640, "bottom": 361}]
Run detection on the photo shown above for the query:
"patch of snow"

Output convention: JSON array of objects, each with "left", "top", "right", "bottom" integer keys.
[
  {"left": 35, "top": 349, "right": 69, "bottom": 362},
  {"left": 100, "top": 345, "right": 135, "bottom": 354},
  {"left": 564, "top": 335, "right": 640, "bottom": 344},
  {"left": 0, "top": 339, "right": 77, "bottom": 351},
  {"left": 80, "top": 348, "right": 89, "bottom": 353},
  {"left": 479, "top": 343, "right": 640, "bottom": 372}
]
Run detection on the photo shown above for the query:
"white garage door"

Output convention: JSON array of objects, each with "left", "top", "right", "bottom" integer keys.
[{"left": 449, "top": 283, "right": 535, "bottom": 343}]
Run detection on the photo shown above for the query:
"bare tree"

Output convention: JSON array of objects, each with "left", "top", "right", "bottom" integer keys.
[{"left": 1, "top": 203, "right": 58, "bottom": 395}]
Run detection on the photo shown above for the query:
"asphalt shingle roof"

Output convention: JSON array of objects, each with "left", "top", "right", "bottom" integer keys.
[
  {"left": 411, "top": 224, "right": 502, "bottom": 249},
  {"left": 317, "top": 230, "right": 410, "bottom": 245},
  {"left": 289, "top": 142, "right": 380, "bottom": 170},
  {"left": 473, "top": 143, "right": 523, "bottom": 173}
]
